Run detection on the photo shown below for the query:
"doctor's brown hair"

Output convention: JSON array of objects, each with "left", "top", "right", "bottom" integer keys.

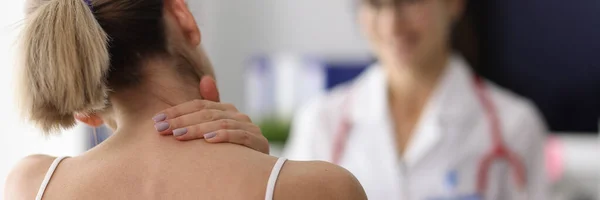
[{"left": 18, "top": 0, "right": 203, "bottom": 133}]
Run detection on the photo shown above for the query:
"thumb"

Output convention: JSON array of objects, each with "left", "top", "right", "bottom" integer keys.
[{"left": 199, "top": 75, "right": 220, "bottom": 102}]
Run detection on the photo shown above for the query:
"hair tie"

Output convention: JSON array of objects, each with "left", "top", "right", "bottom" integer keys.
[{"left": 84, "top": 0, "right": 93, "bottom": 10}]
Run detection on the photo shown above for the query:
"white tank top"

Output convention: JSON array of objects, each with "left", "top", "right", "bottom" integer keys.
[{"left": 35, "top": 157, "right": 288, "bottom": 200}]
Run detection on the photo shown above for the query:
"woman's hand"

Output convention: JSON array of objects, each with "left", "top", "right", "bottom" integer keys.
[
  {"left": 152, "top": 76, "right": 269, "bottom": 154},
  {"left": 153, "top": 99, "right": 270, "bottom": 154}
]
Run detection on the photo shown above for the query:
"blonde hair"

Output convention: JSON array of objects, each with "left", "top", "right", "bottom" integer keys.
[
  {"left": 18, "top": 0, "right": 205, "bottom": 134},
  {"left": 19, "top": 0, "right": 109, "bottom": 133}
]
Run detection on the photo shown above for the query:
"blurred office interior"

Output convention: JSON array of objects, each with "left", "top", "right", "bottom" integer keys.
[{"left": 0, "top": 0, "right": 598, "bottom": 199}]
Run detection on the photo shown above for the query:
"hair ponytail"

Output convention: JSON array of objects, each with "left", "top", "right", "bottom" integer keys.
[{"left": 18, "top": 0, "right": 110, "bottom": 133}]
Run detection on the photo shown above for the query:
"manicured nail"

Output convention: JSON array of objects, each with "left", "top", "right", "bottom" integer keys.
[
  {"left": 173, "top": 128, "right": 188, "bottom": 136},
  {"left": 152, "top": 113, "right": 167, "bottom": 122},
  {"left": 204, "top": 132, "right": 217, "bottom": 139},
  {"left": 154, "top": 121, "right": 170, "bottom": 132}
]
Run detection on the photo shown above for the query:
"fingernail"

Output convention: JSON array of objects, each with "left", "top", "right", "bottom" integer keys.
[
  {"left": 204, "top": 132, "right": 217, "bottom": 139},
  {"left": 173, "top": 128, "right": 188, "bottom": 136},
  {"left": 154, "top": 121, "right": 170, "bottom": 132},
  {"left": 152, "top": 113, "right": 167, "bottom": 122}
]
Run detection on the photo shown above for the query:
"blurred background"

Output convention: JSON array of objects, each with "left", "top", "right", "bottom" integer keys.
[{"left": 0, "top": 0, "right": 598, "bottom": 199}]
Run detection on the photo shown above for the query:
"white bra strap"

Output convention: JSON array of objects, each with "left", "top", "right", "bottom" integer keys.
[
  {"left": 35, "top": 156, "right": 68, "bottom": 200},
  {"left": 265, "top": 158, "right": 287, "bottom": 200}
]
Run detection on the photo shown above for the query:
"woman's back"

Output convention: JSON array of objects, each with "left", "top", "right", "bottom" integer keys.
[
  {"left": 8, "top": 133, "right": 365, "bottom": 200},
  {"left": 6, "top": 0, "right": 366, "bottom": 199}
]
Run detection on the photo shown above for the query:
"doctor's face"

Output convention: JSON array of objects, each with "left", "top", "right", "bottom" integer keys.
[{"left": 358, "top": 0, "right": 463, "bottom": 69}]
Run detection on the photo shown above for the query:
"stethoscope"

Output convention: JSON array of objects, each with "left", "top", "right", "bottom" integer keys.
[{"left": 330, "top": 75, "right": 527, "bottom": 196}]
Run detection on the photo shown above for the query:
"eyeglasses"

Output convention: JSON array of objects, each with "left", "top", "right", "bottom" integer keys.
[{"left": 362, "top": 0, "right": 431, "bottom": 9}]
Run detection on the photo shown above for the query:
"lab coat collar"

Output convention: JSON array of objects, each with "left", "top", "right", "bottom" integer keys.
[
  {"left": 404, "top": 54, "right": 481, "bottom": 168},
  {"left": 347, "top": 64, "right": 388, "bottom": 124},
  {"left": 436, "top": 54, "right": 481, "bottom": 121},
  {"left": 348, "top": 54, "right": 478, "bottom": 168}
]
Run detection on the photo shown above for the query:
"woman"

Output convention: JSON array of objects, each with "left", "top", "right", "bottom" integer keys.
[
  {"left": 4, "top": 0, "right": 367, "bottom": 199},
  {"left": 168, "top": 0, "right": 548, "bottom": 199},
  {"left": 286, "top": 0, "right": 547, "bottom": 199}
]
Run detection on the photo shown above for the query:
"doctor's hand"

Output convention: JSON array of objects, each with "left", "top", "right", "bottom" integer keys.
[{"left": 152, "top": 76, "right": 270, "bottom": 154}]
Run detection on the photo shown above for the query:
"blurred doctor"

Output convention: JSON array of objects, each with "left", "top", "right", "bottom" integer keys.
[{"left": 283, "top": 0, "right": 548, "bottom": 199}]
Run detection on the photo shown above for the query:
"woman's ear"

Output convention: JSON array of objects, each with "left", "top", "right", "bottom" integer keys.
[
  {"left": 165, "top": 0, "right": 201, "bottom": 46},
  {"left": 74, "top": 114, "right": 104, "bottom": 127},
  {"left": 448, "top": 0, "right": 465, "bottom": 22}
]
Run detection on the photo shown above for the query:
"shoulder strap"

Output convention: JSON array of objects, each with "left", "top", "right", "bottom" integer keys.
[
  {"left": 35, "top": 156, "right": 68, "bottom": 200},
  {"left": 265, "top": 158, "right": 287, "bottom": 200}
]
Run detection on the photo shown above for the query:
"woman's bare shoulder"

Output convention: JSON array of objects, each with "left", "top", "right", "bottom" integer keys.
[
  {"left": 275, "top": 160, "right": 367, "bottom": 200},
  {"left": 4, "top": 155, "right": 57, "bottom": 200}
]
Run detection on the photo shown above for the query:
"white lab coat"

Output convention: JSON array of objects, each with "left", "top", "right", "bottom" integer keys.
[{"left": 284, "top": 55, "right": 548, "bottom": 200}]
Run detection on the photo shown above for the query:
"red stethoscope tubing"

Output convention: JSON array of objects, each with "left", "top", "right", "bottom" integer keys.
[
  {"left": 330, "top": 75, "right": 527, "bottom": 195},
  {"left": 472, "top": 76, "right": 526, "bottom": 194}
]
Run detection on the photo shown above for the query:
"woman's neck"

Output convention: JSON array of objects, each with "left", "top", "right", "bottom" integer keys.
[
  {"left": 103, "top": 62, "right": 203, "bottom": 141},
  {"left": 385, "top": 52, "right": 449, "bottom": 109}
]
